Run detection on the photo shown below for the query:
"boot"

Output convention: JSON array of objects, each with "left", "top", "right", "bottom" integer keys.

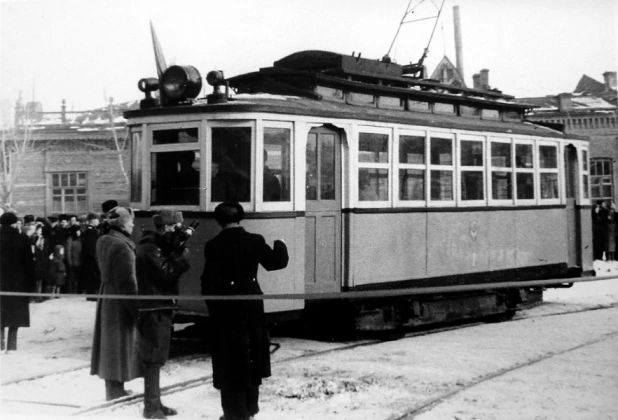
[
  {"left": 143, "top": 366, "right": 170, "bottom": 419},
  {"left": 105, "top": 380, "right": 130, "bottom": 401}
]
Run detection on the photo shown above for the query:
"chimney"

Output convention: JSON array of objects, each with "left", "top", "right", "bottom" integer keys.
[
  {"left": 61, "top": 99, "right": 67, "bottom": 124},
  {"left": 479, "top": 69, "right": 490, "bottom": 90},
  {"left": 453, "top": 5, "right": 465, "bottom": 82},
  {"left": 557, "top": 93, "right": 573, "bottom": 112},
  {"left": 473, "top": 73, "right": 481, "bottom": 89},
  {"left": 603, "top": 71, "right": 617, "bottom": 91}
]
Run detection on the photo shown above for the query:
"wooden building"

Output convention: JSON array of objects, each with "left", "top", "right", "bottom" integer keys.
[{"left": 1, "top": 99, "right": 134, "bottom": 217}]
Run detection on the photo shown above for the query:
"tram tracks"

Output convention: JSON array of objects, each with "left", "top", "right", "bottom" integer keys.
[{"left": 2, "top": 302, "right": 617, "bottom": 417}]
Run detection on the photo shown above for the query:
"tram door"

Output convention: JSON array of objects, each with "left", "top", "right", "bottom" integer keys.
[
  {"left": 564, "top": 144, "right": 581, "bottom": 267},
  {"left": 305, "top": 126, "right": 342, "bottom": 294}
]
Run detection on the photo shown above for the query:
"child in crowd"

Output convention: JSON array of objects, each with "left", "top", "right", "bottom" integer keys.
[{"left": 50, "top": 245, "right": 67, "bottom": 295}]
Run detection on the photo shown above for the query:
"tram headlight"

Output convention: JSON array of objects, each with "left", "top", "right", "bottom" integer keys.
[{"left": 161, "top": 65, "right": 203, "bottom": 104}]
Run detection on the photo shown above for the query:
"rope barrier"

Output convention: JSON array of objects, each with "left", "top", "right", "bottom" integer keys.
[{"left": 1, "top": 274, "right": 617, "bottom": 301}]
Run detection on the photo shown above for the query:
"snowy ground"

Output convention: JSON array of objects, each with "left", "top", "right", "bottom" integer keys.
[{"left": 1, "top": 261, "right": 617, "bottom": 420}]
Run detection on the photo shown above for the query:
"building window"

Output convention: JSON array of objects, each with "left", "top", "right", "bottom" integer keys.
[
  {"left": 51, "top": 172, "right": 87, "bottom": 213},
  {"left": 358, "top": 132, "right": 389, "bottom": 201},
  {"left": 591, "top": 157, "right": 613, "bottom": 200}
]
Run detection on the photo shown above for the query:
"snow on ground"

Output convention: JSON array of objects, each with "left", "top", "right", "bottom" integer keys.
[{"left": 0, "top": 261, "right": 617, "bottom": 420}]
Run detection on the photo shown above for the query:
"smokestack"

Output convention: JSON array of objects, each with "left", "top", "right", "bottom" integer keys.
[{"left": 453, "top": 5, "right": 465, "bottom": 82}]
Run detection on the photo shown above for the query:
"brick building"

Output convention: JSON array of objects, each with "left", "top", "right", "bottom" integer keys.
[
  {"left": 516, "top": 72, "right": 618, "bottom": 204},
  {"left": 1, "top": 99, "right": 134, "bottom": 217}
]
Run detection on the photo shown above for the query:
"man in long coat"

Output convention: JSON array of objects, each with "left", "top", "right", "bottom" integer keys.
[
  {"left": 0, "top": 212, "right": 35, "bottom": 351},
  {"left": 201, "top": 202, "right": 288, "bottom": 420},
  {"left": 90, "top": 206, "right": 142, "bottom": 400}
]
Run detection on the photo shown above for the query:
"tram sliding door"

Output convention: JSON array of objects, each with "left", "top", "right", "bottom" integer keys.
[
  {"left": 305, "top": 126, "right": 342, "bottom": 294},
  {"left": 564, "top": 144, "right": 581, "bottom": 268}
]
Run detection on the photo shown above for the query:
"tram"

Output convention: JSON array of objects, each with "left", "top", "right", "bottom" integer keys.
[{"left": 125, "top": 50, "right": 593, "bottom": 331}]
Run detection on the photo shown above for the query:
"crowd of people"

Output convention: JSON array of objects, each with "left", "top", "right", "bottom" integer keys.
[
  {"left": 1, "top": 200, "right": 289, "bottom": 420},
  {"left": 592, "top": 200, "right": 618, "bottom": 261}
]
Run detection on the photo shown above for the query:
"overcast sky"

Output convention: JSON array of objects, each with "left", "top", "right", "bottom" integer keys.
[{"left": 0, "top": 0, "right": 616, "bottom": 121}]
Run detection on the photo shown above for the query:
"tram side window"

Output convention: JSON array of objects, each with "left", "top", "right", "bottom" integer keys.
[
  {"left": 358, "top": 133, "right": 389, "bottom": 201},
  {"left": 430, "top": 137, "right": 453, "bottom": 201},
  {"left": 491, "top": 142, "right": 512, "bottom": 200},
  {"left": 515, "top": 144, "right": 534, "bottom": 200},
  {"left": 460, "top": 140, "right": 484, "bottom": 201},
  {"left": 539, "top": 145, "right": 559, "bottom": 199},
  {"left": 150, "top": 150, "right": 200, "bottom": 206},
  {"left": 211, "top": 127, "right": 252, "bottom": 203},
  {"left": 582, "top": 150, "right": 590, "bottom": 199},
  {"left": 130, "top": 132, "right": 142, "bottom": 203},
  {"left": 399, "top": 135, "right": 425, "bottom": 201},
  {"left": 263, "top": 128, "right": 291, "bottom": 202}
]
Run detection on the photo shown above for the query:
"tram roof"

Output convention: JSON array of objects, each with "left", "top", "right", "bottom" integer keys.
[{"left": 124, "top": 93, "right": 588, "bottom": 141}]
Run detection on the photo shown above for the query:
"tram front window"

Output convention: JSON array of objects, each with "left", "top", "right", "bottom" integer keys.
[
  {"left": 263, "top": 128, "right": 291, "bottom": 202},
  {"left": 150, "top": 150, "right": 201, "bottom": 205},
  {"left": 211, "top": 127, "right": 252, "bottom": 203}
]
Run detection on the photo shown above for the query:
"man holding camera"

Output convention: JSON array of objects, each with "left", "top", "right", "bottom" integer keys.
[{"left": 135, "top": 209, "right": 192, "bottom": 419}]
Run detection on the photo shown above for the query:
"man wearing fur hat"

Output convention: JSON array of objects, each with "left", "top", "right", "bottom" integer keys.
[
  {"left": 0, "top": 211, "right": 35, "bottom": 351},
  {"left": 135, "top": 209, "right": 191, "bottom": 419},
  {"left": 91, "top": 206, "right": 143, "bottom": 401}
]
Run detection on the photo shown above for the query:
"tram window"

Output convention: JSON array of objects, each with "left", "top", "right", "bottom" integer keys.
[
  {"left": 152, "top": 128, "right": 198, "bottom": 145},
  {"left": 359, "top": 133, "right": 389, "bottom": 163},
  {"left": 315, "top": 86, "right": 344, "bottom": 102},
  {"left": 399, "top": 169, "right": 424, "bottom": 201},
  {"left": 211, "top": 127, "right": 252, "bottom": 203},
  {"left": 460, "top": 140, "right": 484, "bottom": 201},
  {"left": 379, "top": 96, "right": 404, "bottom": 110},
  {"left": 481, "top": 109, "right": 500, "bottom": 120},
  {"left": 516, "top": 144, "right": 533, "bottom": 168},
  {"left": 359, "top": 168, "right": 389, "bottom": 201},
  {"left": 539, "top": 145, "right": 557, "bottom": 169},
  {"left": 130, "top": 132, "right": 142, "bottom": 203},
  {"left": 460, "top": 105, "right": 480, "bottom": 118},
  {"left": 348, "top": 92, "right": 375, "bottom": 106},
  {"left": 430, "top": 137, "right": 452, "bottom": 165},
  {"left": 582, "top": 150, "right": 588, "bottom": 171},
  {"left": 491, "top": 142, "right": 512, "bottom": 168},
  {"left": 433, "top": 103, "right": 455, "bottom": 115},
  {"left": 461, "top": 172, "right": 484, "bottom": 200},
  {"left": 540, "top": 173, "right": 559, "bottom": 199},
  {"left": 263, "top": 128, "right": 291, "bottom": 202},
  {"left": 503, "top": 111, "right": 522, "bottom": 121},
  {"left": 430, "top": 170, "right": 453, "bottom": 200},
  {"left": 150, "top": 150, "right": 200, "bottom": 206},
  {"left": 461, "top": 140, "right": 483, "bottom": 166},
  {"left": 516, "top": 173, "right": 534, "bottom": 199},
  {"left": 408, "top": 100, "right": 430, "bottom": 112},
  {"left": 492, "top": 171, "right": 513, "bottom": 200},
  {"left": 399, "top": 135, "right": 425, "bottom": 164},
  {"left": 583, "top": 175, "right": 590, "bottom": 199}
]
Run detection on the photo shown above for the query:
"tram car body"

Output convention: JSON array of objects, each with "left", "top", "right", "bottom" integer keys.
[{"left": 125, "top": 50, "right": 593, "bottom": 331}]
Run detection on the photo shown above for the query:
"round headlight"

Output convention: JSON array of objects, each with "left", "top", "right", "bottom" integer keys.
[{"left": 161, "top": 65, "right": 202, "bottom": 103}]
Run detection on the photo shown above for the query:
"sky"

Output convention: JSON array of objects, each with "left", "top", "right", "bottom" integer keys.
[{"left": 0, "top": 0, "right": 616, "bottom": 123}]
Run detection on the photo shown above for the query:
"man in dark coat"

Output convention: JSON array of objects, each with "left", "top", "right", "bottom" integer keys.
[
  {"left": 201, "top": 202, "right": 289, "bottom": 420},
  {"left": 0, "top": 212, "right": 35, "bottom": 351},
  {"left": 82, "top": 212, "right": 101, "bottom": 297},
  {"left": 136, "top": 209, "right": 191, "bottom": 419},
  {"left": 90, "top": 206, "right": 143, "bottom": 400}
]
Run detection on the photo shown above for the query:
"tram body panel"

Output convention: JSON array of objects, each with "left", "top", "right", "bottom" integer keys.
[{"left": 514, "top": 208, "right": 568, "bottom": 268}]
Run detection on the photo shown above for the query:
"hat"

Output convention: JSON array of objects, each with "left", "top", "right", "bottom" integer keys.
[
  {"left": 101, "top": 200, "right": 119, "bottom": 214},
  {"left": 48, "top": 215, "right": 59, "bottom": 223},
  {"left": 214, "top": 202, "right": 244, "bottom": 225},
  {"left": 108, "top": 207, "right": 134, "bottom": 229},
  {"left": 58, "top": 214, "right": 70, "bottom": 222},
  {"left": 153, "top": 209, "right": 183, "bottom": 226},
  {"left": 0, "top": 212, "right": 18, "bottom": 226},
  {"left": 24, "top": 215, "right": 35, "bottom": 224},
  {"left": 87, "top": 212, "right": 99, "bottom": 221}
]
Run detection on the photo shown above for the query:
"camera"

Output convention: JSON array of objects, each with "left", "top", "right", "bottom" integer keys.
[{"left": 164, "top": 220, "right": 199, "bottom": 253}]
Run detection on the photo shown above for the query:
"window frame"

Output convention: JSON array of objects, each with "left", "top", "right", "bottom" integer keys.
[
  {"left": 428, "top": 131, "right": 456, "bottom": 207},
  {"left": 580, "top": 146, "right": 591, "bottom": 203},
  {"left": 207, "top": 120, "right": 256, "bottom": 212},
  {"left": 590, "top": 157, "right": 614, "bottom": 201},
  {"left": 394, "top": 128, "right": 427, "bottom": 207},
  {"left": 537, "top": 140, "right": 561, "bottom": 204},
  {"left": 50, "top": 171, "right": 88, "bottom": 214},
  {"left": 147, "top": 121, "right": 203, "bottom": 211},
  {"left": 258, "top": 120, "right": 294, "bottom": 212},
  {"left": 355, "top": 126, "right": 392, "bottom": 208},
  {"left": 488, "top": 136, "right": 514, "bottom": 206},
  {"left": 513, "top": 138, "right": 537, "bottom": 205},
  {"left": 457, "top": 133, "right": 486, "bottom": 206}
]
